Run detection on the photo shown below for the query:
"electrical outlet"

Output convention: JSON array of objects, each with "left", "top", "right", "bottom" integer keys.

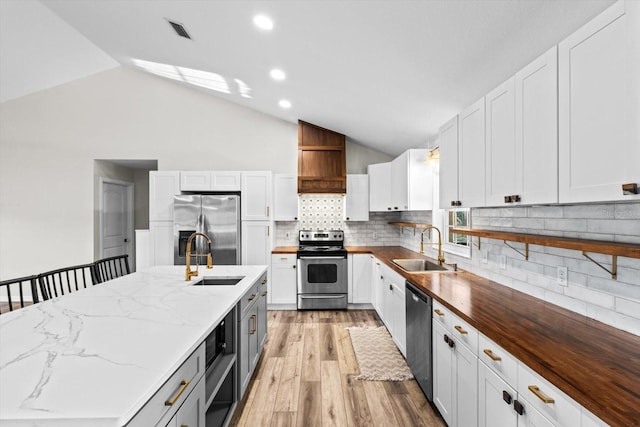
[
  {"left": 285, "top": 232, "right": 290, "bottom": 239},
  {"left": 557, "top": 266, "right": 568, "bottom": 286},
  {"left": 482, "top": 250, "right": 488, "bottom": 264},
  {"left": 373, "top": 232, "right": 378, "bottom": 239},
  {"left": 500, "top": 255, "right": 507, "bottom": 270}
]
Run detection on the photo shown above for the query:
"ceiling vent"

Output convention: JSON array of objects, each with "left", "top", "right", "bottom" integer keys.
[{"left": 168, "top": 20, "right": 191, "bottom": 39}]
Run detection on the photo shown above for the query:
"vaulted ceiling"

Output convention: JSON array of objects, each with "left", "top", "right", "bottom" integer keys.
[{"left": 1, "top": 0, "right": 615, "bottom": 155}]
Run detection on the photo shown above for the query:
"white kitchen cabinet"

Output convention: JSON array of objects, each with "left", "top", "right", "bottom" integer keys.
[
  {"left": 345, "top": 174, "right": 369, "bottom": 221},
  {"left": 150, "top": 221, "right": 173, "bottom": 266},
  {"left": 180, "top": 171, "right": 241, "bottom": 192},
  {"left": 485, "top": 77, "right": 517, "bottom": 207},
  {"left": 241, "top": 172, "right": 273, "bottom": 221},
  {"left": 439, "top": 115, "right": 460, "bottom": 208},
  {"left": 432, "top": 303, "right": 478, "bottom": 427},
  {"left": 149, "top": 171, "right": 180, "bottom": 221},
  {"left": 348, "top": 254, "right": 372, "bottom": 304},
  {"left": 371, "top": 257, "right": 385, "bottom": 314},
  {"left": 367, "top": 162, "right": 392, "bottom": 212},
  {"left": 379, "top": 263, "right": 406, "bottom": 356},
  {"left": 479, "top": 362, "right": 518, "bottom": 427},
  {"left": 390, "top": 149, "right": 433, "bottom": 211},
  {"left": 458, "top": 97, "right": 486, "bottom": 207},
  {"left": 270, "top": 253, "right": 297, "bottom": 304},
  {"left": 515, "top": 46, "right": 558, "bottom": 205},
  {"left": 559, "top": 0, "right": 640, "bottom": 203},
  {"left": 273, "top": 174, "right": 299, "bottom": 221},
  {"left": 242, "top": 221, "right": 272, "bottom": 266}
]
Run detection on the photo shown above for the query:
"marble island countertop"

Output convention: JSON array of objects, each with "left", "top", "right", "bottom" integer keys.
[{"left": 0, "top": 265, "right": 267, "bottom": 427}]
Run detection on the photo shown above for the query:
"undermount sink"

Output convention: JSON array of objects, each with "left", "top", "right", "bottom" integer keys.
[
  {"left": 392, "top": 258, "right": 456, "bottom": 273},
  {"left": 193, "top": 276, "right": 245, "bottom": 286}
]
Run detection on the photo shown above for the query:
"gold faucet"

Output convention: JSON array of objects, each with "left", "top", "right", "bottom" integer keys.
[
  {"left": 185, "top": 232, "right": 213, "bottom": 281},
  {"left": 420, "top": 226, "right": 445, "bottom": 265}
]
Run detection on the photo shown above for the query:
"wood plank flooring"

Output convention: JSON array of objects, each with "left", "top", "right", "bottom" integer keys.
[{"left": 229, "top": 310, "right": 445, "bottom": 427}]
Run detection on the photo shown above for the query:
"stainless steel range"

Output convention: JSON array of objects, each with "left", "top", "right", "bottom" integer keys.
[{"left": 297, "top": 230, "right": 348, "bottom": 310}]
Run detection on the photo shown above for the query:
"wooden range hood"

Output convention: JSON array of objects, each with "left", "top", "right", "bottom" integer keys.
[{"left": 297, "top": 120, "right": 346, "bottom": 193}]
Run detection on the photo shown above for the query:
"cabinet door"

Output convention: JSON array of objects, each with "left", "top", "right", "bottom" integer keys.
[
  {"left": 345, "top": 174, "right": 369, "bottom": 221},
  {"left": 367, "top": 163, "right": 392, "bottom": 212},
  {"left": 150, "top": 221, "right": 173, "bottom": 266},
  {"left": 515, "top": 46, "right": 558, "bottom": 205},
  {"left": 459, "top": 98, "right": 486, "bottom": 207},
  {"left": 433, "top": 321, "right": 454, "bottom": 426},
  {"left": 242, "top": 222, "right": 272, "bottom": 265},
  {"left": 485, "top": 78, "right": 517, "bottom": 207},
  {"left": 239, "top": 305, "right": 259, "bottom": 396},
  {"left": 180, "top": 171, "right": 211, "bottom": 192},
  {"left": 478, "top": 362, "right": 517, "bottom": 427},
  {"left": 559, "top": 1, "right": 639, "bottom": 203},
  {"left": 518, "top": 398, "right": 555, "bottom": 427},
  {"left": 258, "top": 278, "right": 268, "bottom": 349},
  {"left": 454, "top": 341, "right": 478, "bottom": 427},
  {"left": 407, "top": 149, "right": 433, "bottom": 211},
  {"left": 391, "top": 152, "right": 409, "bottom": 211},
  {"left": 149, "top": 171, "right": 180, "bottom": 221},
  {"left": 175, "top": 376, "right": 206, "bottom": 427},
  {"left": 371, "top": 257, "right": 384, "bottom": 313},
  {"left": 270, "top": 254, "right": 297, "bottom": 304},
  {"left": 273, "top": 174, "right": 299, "bottom": 221},
  {"left": 211, "top": 171, "right": 241, "bottom": 191},
  {"left": 439, "top": 116, "right": 459, "bottom": 208},
  {"left": 390, "top": 282, "right": 406, "bottom": 357},
  {"left": 242, "top": 172, "right": 273, "bottom": 221},
  {"left": 351, "top": 254, "right": 372, "bottom": 304}
]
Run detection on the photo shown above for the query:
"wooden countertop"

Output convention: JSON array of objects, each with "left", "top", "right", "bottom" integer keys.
[{"left": 272, "top": 245, "right": 640, "bottom": 426}]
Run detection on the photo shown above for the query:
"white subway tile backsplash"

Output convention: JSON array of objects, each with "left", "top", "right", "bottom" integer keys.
[
  {"left": 544, "top": 218, "right": 588, "bottom": 232},
  {"left": 565, "top": 284, "right": 615, "bottom": 310},
  {"left": 614, "top": 203, "right": 640, "bottom": 219},
  {"left": 544, "top": 291, "right": 588, "bottom": 316},
  {"left": 615, "top": 298, "right": 640, "bottom": 320},
  {"left": 587, "top": 218, "right": 640, "bottom": 236}
]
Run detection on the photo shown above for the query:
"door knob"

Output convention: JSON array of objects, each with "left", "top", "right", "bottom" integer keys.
[{"left": 124, "top": 238, "right": 129, "bottom": 243}]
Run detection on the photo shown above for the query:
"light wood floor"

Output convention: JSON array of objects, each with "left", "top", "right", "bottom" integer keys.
[{"left": 229, "top": 310, "right": 445, "bottom": 427}]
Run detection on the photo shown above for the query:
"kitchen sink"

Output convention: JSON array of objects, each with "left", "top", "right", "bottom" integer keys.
[
  {"left": 392, "top": 259, "right": 456, "bottom": 273},
  {"left": 193, "top": 276, "right": 245, "bottom": 286}
]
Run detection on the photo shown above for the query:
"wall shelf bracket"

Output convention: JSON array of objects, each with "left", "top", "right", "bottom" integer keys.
[
  {"left": 503, "top": 241, "right": 529, "bottom": 260},
  {"left": 582, "top": 251, "right": 617, "bottom": 280}
]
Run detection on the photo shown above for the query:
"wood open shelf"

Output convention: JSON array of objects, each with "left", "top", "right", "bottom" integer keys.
[
  {"left": 388, "top": 222, "right": 433, "bottom": 229},
  {"left": 450, "top": 227, "right": 640, "bottom": 279}
]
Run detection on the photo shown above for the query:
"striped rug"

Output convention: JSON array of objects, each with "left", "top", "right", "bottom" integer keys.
[{"left": 346, "top": 325, "right": 413, "bottom": 381}]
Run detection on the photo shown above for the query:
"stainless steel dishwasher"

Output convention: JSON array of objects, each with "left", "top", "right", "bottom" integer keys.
[{"left": 405, "top": 280, "right": 433, "bottom": 401}]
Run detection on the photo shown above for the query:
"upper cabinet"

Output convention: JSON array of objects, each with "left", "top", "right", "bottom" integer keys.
[
  {"left": 391, "top": 149, "right": 433, "bottom": 211},
  {"left": 273, "top": 174, "right": 298, "bottom": 221},
  {"left": 458, "top": 98, "right": 486, "bottom": 208},
  {"left": 149, "top": 171, "right": 180, "bottom": 221},
  {"left": 439, "top": 116, "right": 459, "bottom": 208},
  {"left": 368, "top": 162, "right": 392, "bottom": 212},
  {"left": 297, "top": 120, "right": 347, "bottom": 193},
  {"left": 241, "top": 172, "right": 272, "bottom": 221},
  {"left": 345, "top": 174, "right": 369, "bottom": 221},
  {"left": 180, "top": 171, "right": 241, "bottom": 192},
  {"left": 559, "top": 0, "right": 640, "bottom": 203}
]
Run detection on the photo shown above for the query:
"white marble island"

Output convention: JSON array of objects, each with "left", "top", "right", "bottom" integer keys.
[{"left": 0, "top": 265, "right": 267, "bottom": 427}]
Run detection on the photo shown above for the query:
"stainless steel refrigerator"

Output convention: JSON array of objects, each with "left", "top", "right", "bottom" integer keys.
[{"left": 173, "top": 195, "right": 241, "bottom": 265}]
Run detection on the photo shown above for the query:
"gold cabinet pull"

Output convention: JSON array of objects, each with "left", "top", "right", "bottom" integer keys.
[
  {"left": 483, "top": 349, "right": 502, "bottom": 361},
  {"left": 454, "top": 325, "right": 468, "bottom": 334},
  {"left": 250, "top": 314, "right": 257, "bottom": 334},
  {"left": 165, "top": 380, "right": 190, "bottom": 406},
  {"left": 266, "top": 206, "right": 270, "bottom": 217},
  {"left": 248, "top": 293, "right": 257, "bottom": 301},
  {"left": 434, "top": 309, "right": 445, "bottom": 317},
  {"left": 528, "top": 385, "right": 555, "bottom": 404}
]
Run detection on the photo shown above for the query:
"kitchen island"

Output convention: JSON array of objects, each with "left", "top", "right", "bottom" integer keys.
[{"left": 0, "top": 265, "right": 267, "bottom": 426}]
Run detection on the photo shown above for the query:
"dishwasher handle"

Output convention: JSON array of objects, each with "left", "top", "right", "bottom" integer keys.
[{"left": 406, "top": 281, "right": 431, "bottom": 304}]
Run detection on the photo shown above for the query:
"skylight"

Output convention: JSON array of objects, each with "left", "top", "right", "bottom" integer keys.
[{"left": 132, "top": 58, "right": 244, "bottom": 96}]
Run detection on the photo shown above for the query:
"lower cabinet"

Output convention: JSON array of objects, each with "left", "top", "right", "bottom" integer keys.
[
  {"left": 270, "top": 254, "right": 297, "bottom": 304},
  {"left": 242, "top": 222, "right": 273, "bottom": 266},
  {"left": 348, "top": 254, "right": 372, "bottom": 304},
  {"left": 168, "top": 376, "right": 206, "bottom": 427},
  {"left": 375, "top": 262, "right": 406, "bottom": 356},
  {"left": 238, "top": 273, "right": 268, "bottom": 397},
  {"left": 371, "top": 257, "right": 384, "bottom": 314},
  {"left": 150, "top": 221, "right": 174, "bottom": 266}
]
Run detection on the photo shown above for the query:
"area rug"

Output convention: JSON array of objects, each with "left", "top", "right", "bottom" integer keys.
[{"left": 346, "top": 326, "right": 414, "bottom": 381}]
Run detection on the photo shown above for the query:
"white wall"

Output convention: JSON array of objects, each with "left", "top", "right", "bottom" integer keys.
[{"left": 0, "top": 66, "right": 298, "bottom": 279}]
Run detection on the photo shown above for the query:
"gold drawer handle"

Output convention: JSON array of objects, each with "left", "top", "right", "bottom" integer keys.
[
  {"left": 434, "top": 309, "right": 445, "bottom": 317},
  {"left": 483, "top": 349, "right": 502, "bottom": 361},
  {"left": 528, "top": 385, "right": 555, "bottom": 404},
  {"left": 250, "top": 314, "right": 257, "bottom": 334},
  {"left": 165, "top": 380, "right": 190, "bottom": 406},
  {"left": 248, "top": 293, "right": 257, "bottom": 301},
  {"left": 454, "top": 325, "right": 468, "bottom": 335}
]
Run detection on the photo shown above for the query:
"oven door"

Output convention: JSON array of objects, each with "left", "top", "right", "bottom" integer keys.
[{"left": 297, "top": 256, "right": 348, "bottom": 294}]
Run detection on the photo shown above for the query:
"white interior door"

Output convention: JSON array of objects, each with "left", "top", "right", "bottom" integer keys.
[{"left": 101, "top": 181, "right": 132, "bottom": 259}]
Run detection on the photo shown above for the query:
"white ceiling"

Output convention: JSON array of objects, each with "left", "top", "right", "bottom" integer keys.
[{"left": 4, "top": 0, "right": 616, "bottom": 156}]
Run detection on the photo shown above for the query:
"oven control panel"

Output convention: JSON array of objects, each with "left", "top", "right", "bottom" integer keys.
[{"left": 299, "top": 230, "right": 344, "bottom": 242}]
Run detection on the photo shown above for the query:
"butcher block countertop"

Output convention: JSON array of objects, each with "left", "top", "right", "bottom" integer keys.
[{"left": 272, "top": 245, "right": 640, "bottom": 426}]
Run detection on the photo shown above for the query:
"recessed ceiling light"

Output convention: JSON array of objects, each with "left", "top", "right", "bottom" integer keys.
[
  {"left": 279, "top": 99, "right": 292, "bottom": 109},
  {"left": 253, "top": 15, "right": 273, "bottom": 30},
  {"left": 270, "top": 69, "right": 286, "bottom": 81}
]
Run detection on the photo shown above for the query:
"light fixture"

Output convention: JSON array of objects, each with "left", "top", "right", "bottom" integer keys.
[
  {"left": 279, "top": 99, "right": 292, "bottom": 109},
  {"left": 253, "top": 15, "right": 273, "bottom": 30},
  {"left": 426, "top": 146, "right": 440, "bottom": 162},
  {"left": 270, "top": 69, "right": 286, "bottom": 81}
]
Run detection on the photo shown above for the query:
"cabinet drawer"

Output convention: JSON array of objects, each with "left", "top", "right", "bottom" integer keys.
[
  {"left": 450, "top": 311, "right": 478, "bottom": 354},
  {"left": 478, "top": 334, "right": 518, "bottom": 387},
  {"left": 128, "top": 343, "right": 205, "bottom": 427},
  {"left": 271, "top": 254, "right": 296, "bottom": 266},
  {"left": 239, "top": 280, "right": 260, "bottom": 317},
  {"left": 432, "top": 300, "right": 451, "bottom": 329},
  {"left": 518, "top": 363, "right": 580, "bottom": 426}
]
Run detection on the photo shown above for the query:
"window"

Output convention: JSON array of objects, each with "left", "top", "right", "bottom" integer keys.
[{"left": 443, "top": 208, "right": 471, "bottom": 258}]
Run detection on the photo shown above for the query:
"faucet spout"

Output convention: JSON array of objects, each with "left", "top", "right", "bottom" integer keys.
[
  {"left": 420, "top": 226, "right": 445, "bottom": 265},
  {"left": 185, "top": 232, "right": 213, "bottom": 281}
]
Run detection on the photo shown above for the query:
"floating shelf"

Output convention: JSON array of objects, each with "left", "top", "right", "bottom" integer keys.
[
  {"left": 388, "top": 222, "right": 433, "bottom": 229},
  {"left": 450, "top": 228, "right": 640, "bottom": 279}
]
